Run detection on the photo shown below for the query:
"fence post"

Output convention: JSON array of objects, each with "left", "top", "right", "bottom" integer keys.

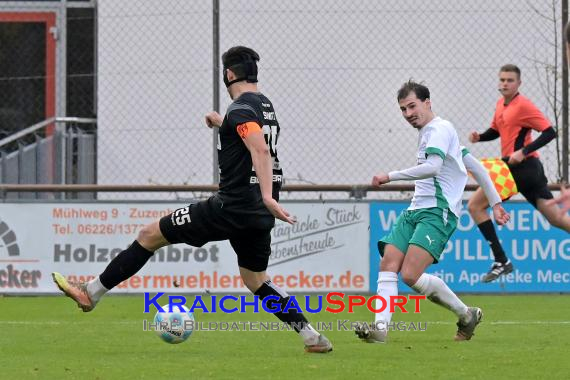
[
  {"left": 54, "top": 126, "right": 65, "bottom": 199},
  {"left": 212, "top": 0, "right": 221, "bottom": 184},
  {"left": 563, "top": 0, "right": 569, "bottom": 183}
]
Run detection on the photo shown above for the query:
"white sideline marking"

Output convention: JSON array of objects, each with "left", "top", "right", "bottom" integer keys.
[
  {"left": 1, "top": 321, "right": 135, "bottom": 325},
  {"left": 424, "top": 321, "right": 570, "bottom": 325}
]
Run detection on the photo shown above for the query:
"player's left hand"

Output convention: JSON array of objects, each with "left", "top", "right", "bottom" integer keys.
[
  {"left": 372, "top": 173, "right": 390, "bottom": 187},
  {"left": 492, "top": 203, "right": 510, "bottom": 225},
  {"left": 263, "top": 198, "right": 297, "bottom": 225},
  {"left": 508, "top": 149, "right": 525, "bottom": 165}
]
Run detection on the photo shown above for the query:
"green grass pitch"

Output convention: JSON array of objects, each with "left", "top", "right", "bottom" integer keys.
[{"left": 1, "top": 294, "right": 569, "bottom": 379}]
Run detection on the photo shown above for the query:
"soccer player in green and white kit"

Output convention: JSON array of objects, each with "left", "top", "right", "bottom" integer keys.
[{"left": 356, "top": 80, "right": 509, "bottom": 343}]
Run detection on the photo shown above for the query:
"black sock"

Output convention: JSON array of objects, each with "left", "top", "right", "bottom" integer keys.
[
  {"left": 99, "top": 241, "right": 154, "bottom": 289},
  {"left": 477, "top": 220, "right": 508, "bottom": 264},
  {"left": 254, "top": 280, "right": 309, "bottom": 332}
]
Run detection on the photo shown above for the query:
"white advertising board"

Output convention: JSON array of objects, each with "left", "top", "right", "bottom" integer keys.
[{"left": 0, "top": 202, "right": 369, "bottom": 294}]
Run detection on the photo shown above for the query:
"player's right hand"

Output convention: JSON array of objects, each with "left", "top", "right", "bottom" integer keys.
[
  {"left": 492, "top": 203, "right": 510, "bottom": 225},
  {"left": 468, "top": 131, "right": 480, "bottom": 143},
  {"left": 372, "top": 173, "right": 390, "bottom": 187},
  {"left": 205, "top": 112, "right": 223, "bottom": 128},
  {"left": 263, "top": 198, "right": 297, "bottom": 225}
]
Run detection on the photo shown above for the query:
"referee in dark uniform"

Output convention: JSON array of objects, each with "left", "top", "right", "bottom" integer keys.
[{"left": 52, "top": 46, "right": 332, "bottom": 353}]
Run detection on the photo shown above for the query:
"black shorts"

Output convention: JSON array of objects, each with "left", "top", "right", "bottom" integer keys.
[
  {"left": 508, "top": 157, "right": 553, "bottom": 208},
  {"left": 159, "top": 195, "right": 273, "bottom": 272}
]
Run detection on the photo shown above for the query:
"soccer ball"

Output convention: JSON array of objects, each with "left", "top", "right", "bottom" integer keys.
[{"left": 153, "top": 304, "right": 195, "bottom": 344}]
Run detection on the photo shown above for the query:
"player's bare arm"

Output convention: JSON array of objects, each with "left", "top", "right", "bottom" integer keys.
[{"left": 241, "top": 124, "right": 296, "bottom": 225}]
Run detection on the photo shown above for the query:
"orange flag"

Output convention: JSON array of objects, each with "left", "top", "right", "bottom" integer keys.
[{"left": 479, "top": 158, "right": 518, "bottom": 200}]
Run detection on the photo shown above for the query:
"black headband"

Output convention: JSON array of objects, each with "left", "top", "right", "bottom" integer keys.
[{"left": 223, "top": 54, "right": 258, "bottom": 87}]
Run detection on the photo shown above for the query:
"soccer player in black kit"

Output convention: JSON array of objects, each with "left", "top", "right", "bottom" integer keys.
[{"left": 52, "top": 46, "right": 333, "bottom": 353}]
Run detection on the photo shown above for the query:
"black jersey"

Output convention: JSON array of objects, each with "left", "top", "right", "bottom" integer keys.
[{"left": 217, "top": 92, "right": 283, "bottom": 217}]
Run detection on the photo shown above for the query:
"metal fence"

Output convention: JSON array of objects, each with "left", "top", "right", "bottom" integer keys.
[
  {"left": 0, "top": 0, "right": 568, "bottom": 201},
  {"left": 0, "top": 117, "right": 97, "bottom": 199}
]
